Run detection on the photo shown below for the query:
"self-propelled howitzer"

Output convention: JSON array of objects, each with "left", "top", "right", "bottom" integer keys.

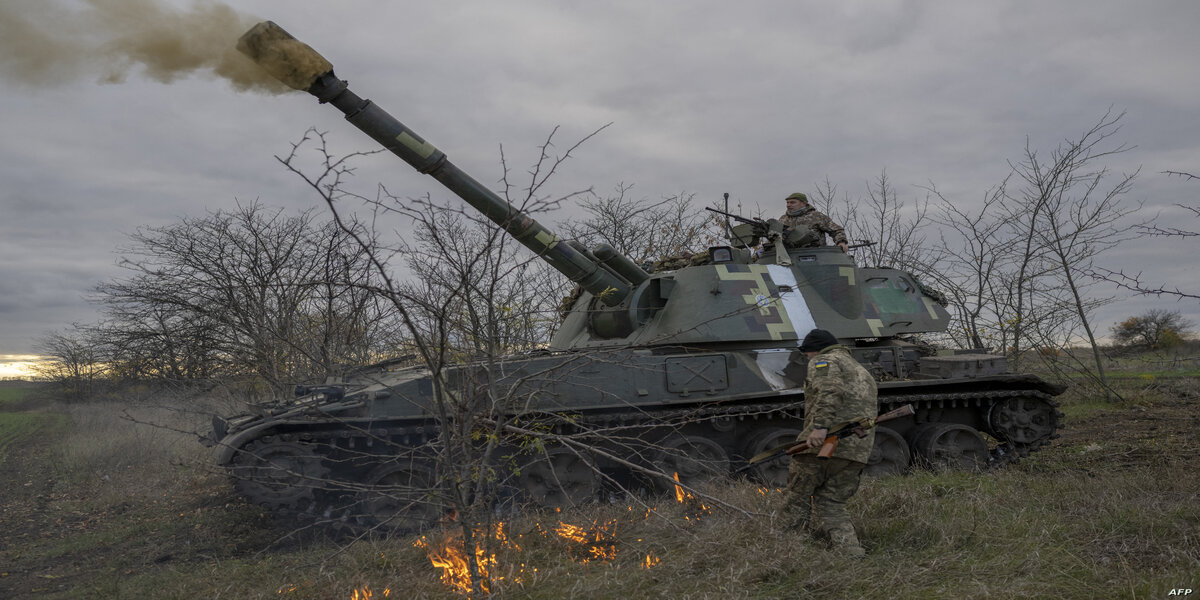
[{"left": 211, "top": 22, "right": 1065, "bottom": 532}]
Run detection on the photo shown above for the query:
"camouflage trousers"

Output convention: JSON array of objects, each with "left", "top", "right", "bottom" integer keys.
[{"left": 781, "top": 454, "right": 865, "bottom": 555}]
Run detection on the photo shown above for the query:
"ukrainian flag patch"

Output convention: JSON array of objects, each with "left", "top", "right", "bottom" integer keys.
[{"left": 812, "top": 360, "right": 829, "bottom": 369}]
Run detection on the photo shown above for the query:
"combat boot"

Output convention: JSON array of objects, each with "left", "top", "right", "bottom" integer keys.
[{"left": 825, "top": 523, "right": 865, "bottom": 557}]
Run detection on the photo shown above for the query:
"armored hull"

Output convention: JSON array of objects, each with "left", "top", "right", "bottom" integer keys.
[{"left": 210, "top": 248, "right": 1063, "bottom": 531}]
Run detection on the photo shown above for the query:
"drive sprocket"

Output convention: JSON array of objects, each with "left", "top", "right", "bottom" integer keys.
[{"left": 987, "top": 395, "right": 1063, "bottom": 465}]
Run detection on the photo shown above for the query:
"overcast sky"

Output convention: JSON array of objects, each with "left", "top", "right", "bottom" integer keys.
[{"left": 2, "top": 0, "right": 1199, "bottom": 369}]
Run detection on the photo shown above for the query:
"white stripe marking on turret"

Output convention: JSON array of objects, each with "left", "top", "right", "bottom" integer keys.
[{"left": 766, "top": 265, "right": 816, "bottom": 345}]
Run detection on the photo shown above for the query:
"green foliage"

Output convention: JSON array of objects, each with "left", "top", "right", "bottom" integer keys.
[{"left": 1159, "top": 328, "right": 1185, "bottom": 350}]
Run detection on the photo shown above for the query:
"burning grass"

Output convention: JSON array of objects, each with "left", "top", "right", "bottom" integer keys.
[
  {"left": 404, "top": 477, "right": 712, "bottom": 597},
  {"left": 412, "top": 521, "right": 521, "bottom": 595}
]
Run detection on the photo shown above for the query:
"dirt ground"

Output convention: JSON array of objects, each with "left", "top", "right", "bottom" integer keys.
[
  {"left": 0, "top": 406, "right": 275, "bottom": 598},
  {"left": 1, "top": 430, "right": 90, "bottom": 597},
  {"left": 1054, "top": 379, "right": 1200, "bottom": 470}
]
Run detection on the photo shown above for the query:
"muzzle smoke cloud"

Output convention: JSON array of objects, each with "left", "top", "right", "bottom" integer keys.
[{"left": 0, "top": 0, "right": 287, "bottom": 93}]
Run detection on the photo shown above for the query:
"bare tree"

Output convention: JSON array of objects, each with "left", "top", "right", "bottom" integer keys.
[
  {"left": 915, "top": 109, "right": 1143, "bottom": 394},
  {"left": 93, "top": 202, "right": 398, "bottom": 396},
  {"left": 89, "top": 304, "right": 223, "bottom": 383},
  {"left": 1006, "top": 109, "right": 1141, "bottom": 396},
  {"left": 395, "top": 196, "right": 565, "bottom": 358},
  {"left": 33, "top": 329, "right": 107, "bottom": 402},
  {"left": 560, "top": 183, "right": 717, "bottom": 265},
  {"left": 808, "top": 176, "right": 841, "bottom": 217},
  {"left": 844, "top": 170, "right": 935, "bottom": 272},
  {"left": 1091, "top": 170, "right": 1200, "bottom": 300},
  {"left": 924, "top": 182, "right": 1016, "bottom": 350}
]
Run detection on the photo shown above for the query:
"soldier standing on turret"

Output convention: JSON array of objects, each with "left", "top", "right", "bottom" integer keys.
[
  {"left": 781, "top": 328, "right": 877, "bottom": 557},
  {"left": 778, "top": 192, "right": 849, "bottom": 252}
]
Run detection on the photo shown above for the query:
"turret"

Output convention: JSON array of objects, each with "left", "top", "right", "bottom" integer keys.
[{"left": 236, "top": 22, "right": 647, "bottom": 307}]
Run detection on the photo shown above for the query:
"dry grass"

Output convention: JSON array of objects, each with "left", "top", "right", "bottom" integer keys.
[
  {"left": 2, "top": 376, "right": 1198, "bottom": 599},
  {"left": 44, "top": 392, "right": 215, "bottom": 509}
]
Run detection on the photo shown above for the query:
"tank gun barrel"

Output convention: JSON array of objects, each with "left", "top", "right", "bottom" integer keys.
[{"left": 237, "top": 21, "right": 633, "bottom": 305}]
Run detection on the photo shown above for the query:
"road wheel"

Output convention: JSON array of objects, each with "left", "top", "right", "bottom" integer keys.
[
  {"left": 358, "top": 459, "right": 444, "bottom": 533},
  {"left": 989, "top": 396, "right": 1061, "bottom": 445},
  {"left": 519, "top": 446, "right": 599, "bottom": 509},
  {"left": 908, "top": 423, "right": 989, "bottom": 472},
  {"left": 864, "top": 426, "right": 911, "bottom": 477},
  {"left": 745, "top": 427, "right": 803, "bottom": 488},
  {"left": 652, "top": 434, "right": 731, "bottom": 489}
]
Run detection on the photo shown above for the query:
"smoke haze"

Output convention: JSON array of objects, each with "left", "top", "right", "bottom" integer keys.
[{"left": 0, "top": 0, "right": 287, "bottom": 93}]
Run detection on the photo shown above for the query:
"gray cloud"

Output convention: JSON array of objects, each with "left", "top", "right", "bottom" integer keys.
[{"left": 1, "top": 0, "right": 1198, "bottom": 355}]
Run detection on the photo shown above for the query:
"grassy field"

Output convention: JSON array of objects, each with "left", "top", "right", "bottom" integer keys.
[
  {"left": 0, "top": 374, "right": 1197, "bottom": 599},
  {"left": 0, "top": 386, "right": 65, "bottom": 464},
  {"left": 0, "top": 413, "right": 56, "bottom": 464},
  {"left": 0, "top": 385, "right": 33, "bottom": 405}
]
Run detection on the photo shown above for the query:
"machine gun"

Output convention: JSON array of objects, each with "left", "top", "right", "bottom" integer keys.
[
  {"left": 707, "top": 207, "right": 877, "bottom": 255},
  {"left": 705, "top": 206, "right": 769, "bottom": 230},
  {"left": 704, "top": 207, "right": 793, "bottom": 265}
]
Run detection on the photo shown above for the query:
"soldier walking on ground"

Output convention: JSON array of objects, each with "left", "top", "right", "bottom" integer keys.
[
  {"left": 781, "top": 328, "right": 877, "bottom": 557},
  {"left": 778, "top": 192, "right": 849, "bottom": 252}
]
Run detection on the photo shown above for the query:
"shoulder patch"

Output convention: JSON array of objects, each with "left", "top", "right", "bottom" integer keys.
[{"left": 812, "top": 360, "right": 829, "bottom": 369}]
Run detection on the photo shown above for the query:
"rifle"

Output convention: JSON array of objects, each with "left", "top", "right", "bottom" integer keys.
[{"left": 741, "top": 404, "right": 916, "bottom": 469}]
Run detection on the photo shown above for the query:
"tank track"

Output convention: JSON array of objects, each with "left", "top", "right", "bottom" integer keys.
[{"left": 227, "top": 386, "right": 1061, "bottom": 532}]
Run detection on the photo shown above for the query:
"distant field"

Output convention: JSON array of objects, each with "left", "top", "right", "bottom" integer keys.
[
  {"left": 0, "top": 412, "right": 59, "bottom": 464},
  {"left": 0, "top": 385, "right": 29, "bottom": 405},
  {"left": 0, "top": 386, "right": 63, "bottom": 464}
]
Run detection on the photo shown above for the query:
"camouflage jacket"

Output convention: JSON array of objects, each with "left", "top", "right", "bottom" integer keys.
[
  {"left": 798, "top": 345, "right": 878, "bottom": 463},
  {"left": 778, "top": 205, "right": 848, "bottom": 247}
]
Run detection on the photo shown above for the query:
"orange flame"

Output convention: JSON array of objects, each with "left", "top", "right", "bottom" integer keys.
[
  {"left": 413, "top": 522, "right": 518, "bottom": 595},
  {"left": 552, "top": 519, "right": 620, "bottom": 563},
  {"left": 672, "top": 472, "right": 686, "bottom": 503},
  {"left": 670, "top": 472, "right": 711, "bottom": 520},
  {"left": 349, "top": 586, "right": 391, "bottom": 599},
  {"left": 642, "top": 553, "right": 661, "bottom": 569}
]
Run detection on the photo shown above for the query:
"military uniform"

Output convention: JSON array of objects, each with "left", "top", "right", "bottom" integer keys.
[
  {"left": 778, "top": 204, "right": 848, "bottom": 248},
  {"left": 781, "top": 342, "right": 878, "bottom": 556}
]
